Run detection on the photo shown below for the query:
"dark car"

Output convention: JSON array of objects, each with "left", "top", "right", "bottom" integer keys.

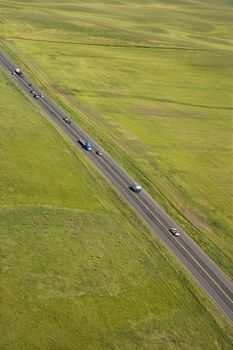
[{"left": 62, "top": 117, "right": 71, "bottom": 124}]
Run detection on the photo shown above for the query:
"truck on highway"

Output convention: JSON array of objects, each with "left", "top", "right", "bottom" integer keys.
[{"left": 79, "top": 139, "right": 92, "bottom": 151}]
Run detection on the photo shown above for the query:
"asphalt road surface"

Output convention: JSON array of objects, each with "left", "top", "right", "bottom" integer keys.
[{"left": 1, "top": 50, "right": 233, "bottom": 323}]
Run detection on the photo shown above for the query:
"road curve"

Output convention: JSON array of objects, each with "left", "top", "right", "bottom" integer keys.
[{"left": 1, "top": 50, "right": 233, "bottom": 323}]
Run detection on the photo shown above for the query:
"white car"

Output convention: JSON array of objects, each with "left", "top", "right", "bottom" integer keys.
[
  {"left": 31, "top": 91, "right": 40, "bottom": 99},
  {"left": 169, "top": 228, "right": 180, "bottom": 236},
  {"left": 15, "top": 68, "right": 23, "bottom": 76},
  {"left": 96, "top": 150, "right": 103, "bottom": 156},
  {"left": 130, "top": 183, "right": 142, "bottom": 193}
]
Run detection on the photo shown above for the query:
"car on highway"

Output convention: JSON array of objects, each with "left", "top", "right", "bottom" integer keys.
[
  {"left": 15, "top": 68, "right": 23, "bottom": 76},
  {"left": 39, "top": 93, "right": 44, "bottom": 98},
  {"left": 12, "top": 71, "right": 16, "bottom": 75},
  {"left": 28, "top": 83, "right": 32, "bottom": 87},
  {"left": 62, "top": 117, "right": 71, "bottom": 124},
  {"left": 130, "top": 183, "right": 142, "bottom": 193},
  {"left": 169, "top": 228, "right": 180, "bottom": 236},
  {"left": 96, "top": 150, "right": 103, "bottom": 156},
  {"left": 30, "top": 91, "right": 40, "bottom": 99}
]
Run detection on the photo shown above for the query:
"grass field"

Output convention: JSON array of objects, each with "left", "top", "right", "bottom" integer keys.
[
  {"left": 1, "top": 0, "right": 233, "bottom": 347},
  {"left": 1, "top": 66, "right": 233, "bottom": 348},
  {"left": 1, "top": 0, "right": 232, "bottom": 276}
]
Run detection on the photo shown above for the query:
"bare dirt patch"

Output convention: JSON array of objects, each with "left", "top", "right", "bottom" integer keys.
[{"left": 183, "top": 208, "right": 211, "bottom": 233}]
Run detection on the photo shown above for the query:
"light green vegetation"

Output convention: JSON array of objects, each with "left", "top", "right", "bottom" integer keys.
[
  {"left": 1, "top": 67, "right": 233, "bottom": 347},
  {"left": 1, "top": 0, "right": 232, "bottom": 276},
  {"left": 1, "top": 64, "right": 233, "bottom": 349}
]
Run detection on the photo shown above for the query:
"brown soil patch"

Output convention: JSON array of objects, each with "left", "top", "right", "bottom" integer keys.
[{"left": 183, "top": 208, "right": 211, "bottom": 232}]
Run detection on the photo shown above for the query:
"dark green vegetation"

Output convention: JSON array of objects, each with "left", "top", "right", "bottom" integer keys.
[
  {"left": 1, "top": 0, "right": 232, "bottom": 277},
  {"left": 0, "top": 67, "right": 233, "bottom": 348}
]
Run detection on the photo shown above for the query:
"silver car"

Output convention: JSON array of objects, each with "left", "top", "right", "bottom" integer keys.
[
  {"left": 169, "top": 228, "right": 180, "bottom": 236},
  {"left": 96, "top": 150, "right": 103, "bottom": 156},
  {"left": 130, "top": 183, "right": 142, "bottom": 193}
]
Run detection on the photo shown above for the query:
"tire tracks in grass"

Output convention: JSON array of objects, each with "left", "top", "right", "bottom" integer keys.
[{"left": 2, "top": 36, "right": 209, "bottom": 51}]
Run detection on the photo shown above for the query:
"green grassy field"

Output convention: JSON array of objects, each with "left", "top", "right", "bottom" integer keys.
[
  {"left": 0, "top": 66, "right": 233, "bottom": 348},
  {"left": 1, "top": 0, "right": 232, "bottom": 276}
]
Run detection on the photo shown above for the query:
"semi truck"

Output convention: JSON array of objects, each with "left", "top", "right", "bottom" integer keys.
[{"left": 79, "top": 139, "right": 92, "bottom": 151}]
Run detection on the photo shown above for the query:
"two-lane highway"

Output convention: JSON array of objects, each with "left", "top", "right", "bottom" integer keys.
[{"left": 1, "top": 50, "right": 232, "bottom": 322}]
